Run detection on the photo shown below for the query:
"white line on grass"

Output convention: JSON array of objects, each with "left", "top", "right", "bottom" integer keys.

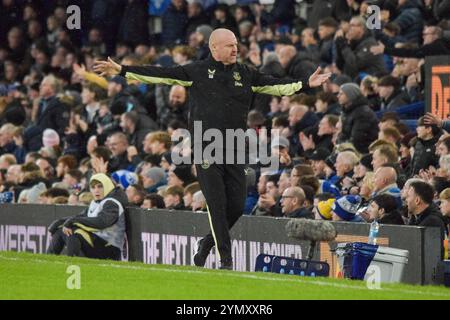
[{"left": 1, "top": 254, "right": 449, "bottom": 298}]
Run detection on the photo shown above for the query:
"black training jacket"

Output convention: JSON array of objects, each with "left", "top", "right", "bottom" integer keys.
[{"left": 120, "top": 56, "right": 309, "bottom": 140}]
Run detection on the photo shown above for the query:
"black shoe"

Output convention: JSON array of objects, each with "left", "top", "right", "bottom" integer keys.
[
  {"left": 193, "top": 239, "right": 207, "bottom": 267},
  {"left": 219, "top": 259, "right": 233, "bottom": 270}
]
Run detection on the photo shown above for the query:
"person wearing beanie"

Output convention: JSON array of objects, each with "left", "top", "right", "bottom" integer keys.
[
  {"left": 47, "top": 173, "right": 128, "bottom": 260},
  {"left": 332, "top": 195, "right": 364, "bottom": 222},
  {"left": 160, "top": 151, "right": 173, "bottom": 171},
  {"left": 42, "top": 129, "right": 60, "bottom": 148},
  {"left": 168, "top": 165, "right": 196, "bottom": 188},
  {"left": 94, "top": 28, "right": 331, "bottom": 270},
  {"left": 317, "top": 198, "right": 335, "bottom": 220},
  {"left": 142, "top": 167, "right": 167, "bottom": 194},
  {"left": 337, "top": 82, "right": 379, "bottom": 154},
  {"left": 353, "top": 153, "right": 373, "bottom": 184}
]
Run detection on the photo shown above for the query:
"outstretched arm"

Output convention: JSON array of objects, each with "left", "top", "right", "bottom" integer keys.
[
  {"left": 251, "top": 66, "right": 331, "bottom": 96},
  {"left": 93, "top": 57, "right": 193, "bottom": 87}
]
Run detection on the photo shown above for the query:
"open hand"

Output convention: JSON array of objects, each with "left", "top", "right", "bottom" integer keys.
[
  {"left": 93, "top": 57, "right": 122, "bottom": 77},
  {"left": 308, "top": 67, "right": 332, "bottom": 88}
]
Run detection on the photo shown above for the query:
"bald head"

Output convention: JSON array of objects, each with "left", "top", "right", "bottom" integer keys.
[
  {"left": 278, "top": 45, "right": 297, "bottom": 68},
  {"left": 169, "top": 85, "right": 187, "bottom": 107},
  {"left": 374, "top": 166, "right": 397, "bottom": 192},
  {"left": 209, "top": 28, "right": 238, "bottom": 65},
  {"left": 288, "top": 104, "right": 308, "bottom": 126}
]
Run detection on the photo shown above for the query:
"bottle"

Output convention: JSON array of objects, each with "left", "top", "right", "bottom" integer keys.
[{"left": 368, "top": 220, "right": 379, "bottom": 245}]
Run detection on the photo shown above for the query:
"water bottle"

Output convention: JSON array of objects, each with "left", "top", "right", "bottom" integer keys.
[{"left": 368, "top": 220, "right": 379, "bottom": 245}]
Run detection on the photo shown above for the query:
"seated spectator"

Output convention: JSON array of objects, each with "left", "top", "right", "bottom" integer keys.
[
  {"left": 163, "top": 185, "right": 185, "bottom": 210},
  {"left": 290, "top": 164, "right": 314, "bottom": 187},
  {"left": 337, "top": 83, "right": 379, "bottom": 154},
  {"left": 183, "top": 182, "right": 201, "bottom": 211},
  {"left": 439, "top": 188, "right": 450, "bottom": 218},
  {"left": 62, "top": 169, "right": 83, "bottom": 193},
  {"left": 437, "top": 136, "right": 450, "bottom": 156},
  {"left": 47, "top": 173, "right": 127, "bottom": 260},
  {"left": 126, "top": 184, "right": 146, "bottom": 207},
  {"left": 192, "top": 190, "right": 207, "bottom": 212},
  {"left": 360, "top": 75, "right": 380, "bottom": 111},
  {"left": 409, "top": 116, "right": 441, "bottom": 176},
  {"left": 334, "top": 16, "right": 386, "bottom": 78},
  {"left": 378, "top": 75, "right": 410, "bottom": 111},
  {"left": 330, "top": 151, "right": 359, "bottom": 190},
  {"left": 371, "top": 144, "right": 398, "bottom": 172},
  {"left": 379, "top": 126, "right": 402, "bottom": 147},
  {"left": 407, "top": 181, "right": 447, "bottom": 243},
  {"left": 331, "top": 195, "right": 365, "bottom": 222},
  {"left": 315, "top": 92, "right": 341, "bottom": 118},
  {"left": 251, "top": 174, "right": 281, "bottom": 217},
  {"left": 39, "top": 188, "right": 70, "bottom": 204},
  {"left": 143, "top": 131, "right": 172, "bottom": 158},
  {"left": 141, "top": 194, "right": 166, "bottom": 209},
  {"left": 106, "top": 132, "right": 140, "bottom": 173},
  {"left": 368, "top": 194, "right": 404, "bottom": 225},
  {"left": 168, "top": 165, "right": 196, "bottom": 188},
  {"left": 315, "top": 197, "right": 335, "bottom": 220},
  {"left": 120, "top": 111, "right": 157, "bottom": 154},
  {"left": 0, "top": 153, "right": 17, "bottom": 170},
  {"left": 55, "top": 155, "right": 78, "bottom": 181},
  {"left": 280, "top": 186, "right": 314, "bottom": 219},
  {"left": 309, "top": 148, "right": 331, "bottom": 179},
  {"left": 372, "top": 166, "right": 402, "bottom": 208},
  {"left": 142, "top": 167, "right": 167, "bottom": 194}
]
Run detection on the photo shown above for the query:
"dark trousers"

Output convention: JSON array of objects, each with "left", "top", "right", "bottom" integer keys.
[
  {"left": 47, "top": 228, "right": 121, "bottom": 261},
  {"left": 195, "top": 163, "right": 246, "bottom": 263}
]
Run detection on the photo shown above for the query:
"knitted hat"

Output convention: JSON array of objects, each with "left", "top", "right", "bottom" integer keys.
[
  {"left": 42, "top": 129, "right": 60, "bottom": 148},
  {"left": 340, "top": 83, "right": 362, "bottom": 101},
  {"left": 144, "top": 167, "right": 166, "bottom": 185},
  {"left": 196, "top": 25, "right": 213, "bottom": 42},
  {"left": 309, "top": 148, "right": 331, "bottom": 161},
  {"left": 317, "top": 198, "right": 335, "bottom": 220},
  {"left": 360, "top": 154, "right": 373, "bottom": 171},
  {"left": 332, "top": 195, "right": 362, "bottom": 221},
  {"left": 111, "top": 170, "right": 139, "bottom": 189},
  {"left": 161, "top": 151, "right": 173, "bottom": 165},
  {"left": 320, "top": 180, "right": 341, "bottom": 198},
  {"left": 173, "top": 165, "right": 196, "bottom": 185},
  {"left": 271, "top": 136, "right": 290, "bottom": 149}
]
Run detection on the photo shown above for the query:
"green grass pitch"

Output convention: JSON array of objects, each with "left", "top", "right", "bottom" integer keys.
[{"left": 1, "top": 251, "right": 450, "bottom": 300}]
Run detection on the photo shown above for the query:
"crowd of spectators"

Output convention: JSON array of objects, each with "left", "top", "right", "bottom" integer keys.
[{"left": 1, "top": 0, "right": 450, "bottom": 247}]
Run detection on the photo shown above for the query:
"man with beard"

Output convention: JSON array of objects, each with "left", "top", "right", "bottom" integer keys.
[{"left": 159, "top": 85, "right": 189, "bottom": 130}]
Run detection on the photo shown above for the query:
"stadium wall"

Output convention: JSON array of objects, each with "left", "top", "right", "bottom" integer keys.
[{"left": 0, "top": 204, "right": 442, "bottom": 285}]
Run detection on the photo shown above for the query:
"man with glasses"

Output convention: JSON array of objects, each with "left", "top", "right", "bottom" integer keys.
[
  {"left": 280, "top": 186, "right": 314, "bottom": 219},
  {"left": 335, "top": 16, "right": 386, "bottom": 79}
]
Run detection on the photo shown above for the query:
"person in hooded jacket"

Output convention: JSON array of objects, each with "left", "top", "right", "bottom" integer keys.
[
  {"left": 337, "top": 83, "right": 379, "bottom": 154},
  {"left": 47, "top": 173, "right": 128, "bottom": 261}
]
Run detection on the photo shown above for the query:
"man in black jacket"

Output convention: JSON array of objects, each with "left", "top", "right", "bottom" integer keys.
[
  {"left": 47, "top": 173, "right": 128, "bottom": 260},
  {"left": 409, "top": 116, "right": 441, "bottom": 176},
  {"left": 337, "top": 83, "right": 379, "bottom": 154},
  {"left": 280, "top": 186, "right": 314, "bottom": 219},
  {"left": 27, "top": 75, "right": 70, "bottom": 150},
  {"left": 407, "top": 181, "right": 446, "bottom": 255},
  {"left": 94, "top": 28, "right": 330, "bottom": 270}
]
